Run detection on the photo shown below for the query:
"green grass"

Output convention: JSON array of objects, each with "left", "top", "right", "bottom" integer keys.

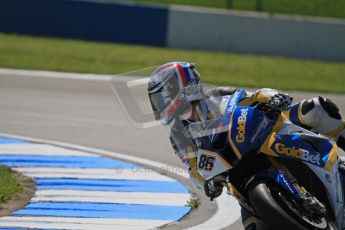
[
  {"left": 0, "top": 33, "right": 344, "bottom": 93},
  {"left": 0, "top": 166, "right": 23, "bottom": 205},
  {"left": 128, "top": 0, "right": 345, "bottom": 19}
]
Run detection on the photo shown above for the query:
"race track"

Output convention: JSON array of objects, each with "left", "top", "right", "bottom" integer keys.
[
  {"left": 0, "top": 136, "right": 190, "bottom": 229},
  {"left": 0, "top": 68, "right": 344, "bottom": 229}
]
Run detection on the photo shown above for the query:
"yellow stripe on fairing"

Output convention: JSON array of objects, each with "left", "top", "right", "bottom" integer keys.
[
  {"left": 259, "top": 112, "right": 288, "bottom": 157},
  {"left": 187, "top": 147, "right": 205, "bottom": 183},
  {"left": 324, "top": 144, "right": 338, "bottom": 171},
  {"left": 260, "top": 133, "right": 279, "bottom": 157}
]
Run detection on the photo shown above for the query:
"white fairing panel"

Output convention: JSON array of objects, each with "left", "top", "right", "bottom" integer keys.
[
  {"left": 277, "top": 123, "right": 345, "bottom": 227},
  {"left": 196, "top": 149, "right": 229, "bottom": 180},
  {"left": 307, "top": 160, "right": 344, "bottom": 228}
]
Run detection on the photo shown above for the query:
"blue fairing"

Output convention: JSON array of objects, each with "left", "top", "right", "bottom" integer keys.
[
  {"left": 267, "top": 131, "right": 335, "bottom": 169},
  {"left": 227, "top": 106, "right": 275, "bottom": 159},
  {"left": 195, "top": 90, "right": 336, "bottom": 170},
  {"left": 227, "top": 104, "right": 336, "bottom": 170}
]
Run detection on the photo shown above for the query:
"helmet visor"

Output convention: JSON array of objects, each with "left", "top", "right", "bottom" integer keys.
[
  {"left": 149, "top": 91, "right": 167, "bottom": 113},
  {"left": 148, "top": 74, "right": 180, "bottom": 114}
]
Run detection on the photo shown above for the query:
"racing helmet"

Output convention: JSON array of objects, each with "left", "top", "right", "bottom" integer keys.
[{"left": 148, "top": 62, "right": 205, "bottom": 125}]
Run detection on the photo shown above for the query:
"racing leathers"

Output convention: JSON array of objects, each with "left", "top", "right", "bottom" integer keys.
[{"left": 168, "top": 87, "right": 345, "bottom": 228}]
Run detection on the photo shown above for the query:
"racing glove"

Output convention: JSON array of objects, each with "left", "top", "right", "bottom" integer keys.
[
  {"left": 269, "top": 93, "right": 293, "bottom": 111},
  {"left": 204, "top": 179, "right": 223, "bottom": 201}
]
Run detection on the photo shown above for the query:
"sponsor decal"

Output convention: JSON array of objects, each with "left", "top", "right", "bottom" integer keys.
[
  {"left": 236, "top": 108, "right": 248, "bottom": 143},
  {"left": 274, "top": 143, "right": 321, "bottom": 165},
  {"left": 251, "top": 117, "right": 269, "bottom": 143},
  {"left": 278, "top": 173, "right": 295, "bottom": 194},
  {"left": 179, "top": 80, "right": 197, "bottom": 100}
]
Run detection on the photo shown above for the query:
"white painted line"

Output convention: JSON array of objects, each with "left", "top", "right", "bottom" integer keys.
[
  {"left": 32, "top": 190, "right": 190, "bottom": 206},
  {"left": 14, "top": 167, "right": 176, "bottom": 181},
  {"left": 0, "top": 68, "right": 113, "bottom": 81},
  {"left": 0, "top": 144, "right": 94, "bottom": 156},
  {"left": 0, "top": 216, "right": 170, "bottom": 230},
  {"left": 0, "top": 68, "right": 143, "bottom": 83}
]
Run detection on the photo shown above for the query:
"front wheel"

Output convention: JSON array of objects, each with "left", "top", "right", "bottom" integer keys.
[{"left": 248, "top": 180, "right": 334, "bottom": 230}]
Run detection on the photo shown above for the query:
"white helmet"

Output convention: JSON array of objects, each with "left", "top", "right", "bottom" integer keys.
[{"left": 148, "top": 62, "right": 205, "bottom": 125}]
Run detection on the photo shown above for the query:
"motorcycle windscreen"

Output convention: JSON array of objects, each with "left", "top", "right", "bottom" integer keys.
[{"left": 111, "top": 66, "right": 161, "bottom": 128}]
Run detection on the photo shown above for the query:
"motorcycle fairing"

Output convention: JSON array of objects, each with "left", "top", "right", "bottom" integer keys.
[
  {"left": 227, "top": 106, "right": 274, "bottom": 160},
  {"left": 260, "top": 113, "right": 338, "bottom": 170},
  {"left": 259, "top": 169, "right": 305, "bottom": 201},
  {"left": 223, "top": 89, "right": 246, "bottom": 115},
  {"left": 307, "top": 161, "right": 344, "bottom": 228}
]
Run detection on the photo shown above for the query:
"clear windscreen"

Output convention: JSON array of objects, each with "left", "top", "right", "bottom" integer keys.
[
  {"left": 184, "top": 117, "right": 230, "bottom": 140},
  {"left": 167, "top": 98, "right": 230, "bottom": 163},
  {"left": 111, "top": 66, "right": 159, "bottom": 128}
]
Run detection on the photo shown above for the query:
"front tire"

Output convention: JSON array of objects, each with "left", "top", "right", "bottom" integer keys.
[
  {"left": 248, "top": 180, "right": 331, "bottom": 230},
  {"left": 248, "top": 181, "right": 334, "bottom": 230}
]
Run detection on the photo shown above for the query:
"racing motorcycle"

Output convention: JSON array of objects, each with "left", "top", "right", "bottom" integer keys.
[
  {"left": 187, "top": 89, "right": 345, "bottom": 230},
  {"left": 111, "top": 67, "right": 344, "bottom": 229}
]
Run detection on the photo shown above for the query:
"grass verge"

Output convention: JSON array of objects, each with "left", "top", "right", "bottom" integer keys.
[
  {"left": 0, "top": 166, "right": 23, "bottom": 205},
  {"left": 129, "top": 0, "right": 345, "bottom": 19},
  {"left": 0, "top": 33, "right": 344, "bottom": 93}
]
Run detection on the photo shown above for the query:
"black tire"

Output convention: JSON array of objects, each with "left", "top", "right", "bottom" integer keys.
[{"left": 248, "top": 180, "right": 308, "bottom": 230}]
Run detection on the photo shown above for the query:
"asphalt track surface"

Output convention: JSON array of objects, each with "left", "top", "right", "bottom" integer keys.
[{"left": 0, "top": 69, "right": 344, "bottom": 229}]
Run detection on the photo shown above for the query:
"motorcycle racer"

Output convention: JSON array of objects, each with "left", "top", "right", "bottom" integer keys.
[{"left": 147, "top": 61, "right": 345, "bottom": 229}]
